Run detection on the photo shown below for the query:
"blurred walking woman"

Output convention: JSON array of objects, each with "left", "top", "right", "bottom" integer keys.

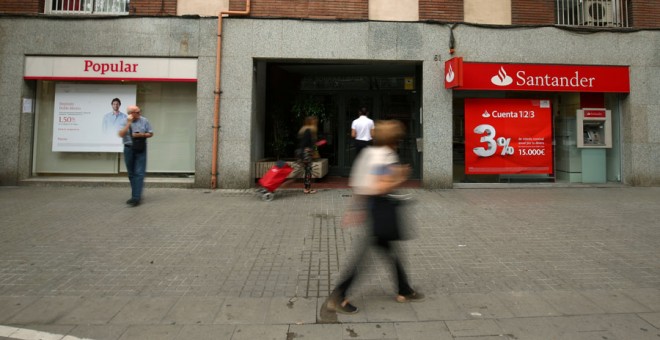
[
  {"left": 326, "top": 120, "right": 424, "bottom": 314},
  {"left": 298, "top": 116, "right": 318, "bottom": 194}
]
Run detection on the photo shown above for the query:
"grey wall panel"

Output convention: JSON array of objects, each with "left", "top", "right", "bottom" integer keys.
[{"left": 1, "top": 16, "right": 658, "bottom": 187}]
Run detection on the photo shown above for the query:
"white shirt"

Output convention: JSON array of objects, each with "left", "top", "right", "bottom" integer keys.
[
  {"left": 349, "top": 146, "right": 398, "bottom": 196},
  {"left": 351, "top": 115, "right": 374, "bottom": 141}
]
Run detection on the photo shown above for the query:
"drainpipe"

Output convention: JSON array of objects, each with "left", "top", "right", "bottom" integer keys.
[{"left": 211, "top": 0, "right": 251, "bottom": 189}]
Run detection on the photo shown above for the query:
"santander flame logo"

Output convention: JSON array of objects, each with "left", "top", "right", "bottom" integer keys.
[
  {"left": 481, "top": 110, "right": 491, "bottom": 118},
  {"left": 491, "top": 66, "right": 513, "bottom": 86},
  {"left": 445, "top": 64, "right": 455, "bottom": 83}
]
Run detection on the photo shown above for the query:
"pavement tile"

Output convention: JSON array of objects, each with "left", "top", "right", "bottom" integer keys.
[
  {"left": 109, "top": 297, "right": 179, "bottom": 325},
  {"left": 0, "top": 297, "right": 37, "bottom": 324},
  {"left": 637, "top": 312, "right": 660, "bottom": 329},
  {"left": 536, "top": 290, "right": 606, "bottom": 315},
  {"left": 594, "top": 314, "right": 660, "bottom": 340},
  {"left": 448, "top": 293, "right": 515, "bottom": 319},
  {"left": 1, "top": 187, "right": 660, "bottom": 340},
  {"left": 337, "top": 322, "right": 397, "bottom": 339},
  {"left": 174, "top": 325, "right": 235, "bottom": 340},
  {"left": 316, "top": 297, "right": 339, "bottom": 324},
  {"left": 498, "top": 314, "right": 660, "bottom": 340},
  {"left": 117, "top": 325, "right": 181, "bottom": 340},
  {"left": 624, "top": 288, "right": 660, "bottom": 311},
  {"left": 580, "top": 289, "right": 652, "bottom": 313},
  {"left": 6, "top": 325, "right": 75, "bottom": 340},
  {"left": 594, "top": 314, "right": 658, "bottom": 339},
  {"left": 161, "top": 296, "right": 224, "bottom": 325},
  {"left": 266, "top": 297, "right": 317, "bottom": 325},
  {"left": 491, "top": 291, "right": 561, "bottom": 317},
  {"left": 288, "top": 323, "right": 345, "bottom": 340},
  {"left": 57, "top": 297, "right": 132, "bottom": 325},
  {"left": 455, "top": 337, "right": 515, "bottom": 340},
  {"left": 408, "top": 294, "right": 466, "bottom": 321},
  {"left": 363, "top": 295, "right": 418, "bottom": 323},
  {"left": 496, "top": 316, "right": 575, "bottom": 340},
  {"left": 0, "top": 326, "right": 18, "bottom": 337},
  {"left": 229, "top": 324, "right": 289, "bottom": 340},
  {"left": 445, "top": 319, "right": 502, "bottom": 338},
  {"left": 213, "top": 297, "right": 269, "bottom": 324},
  {"left": 68, "top": 325, "right": 128, "bottom": 340},
  {"left": 393, "top": 321, "right": 453, "bottom": 340},
  {"left": 7, "top": 296, "right": 84, "bottom": 325}
]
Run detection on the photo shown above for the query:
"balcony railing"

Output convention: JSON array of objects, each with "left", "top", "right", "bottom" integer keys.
[
  {"left": 45, "top": 0, "right": 130, "bottom": 15},
  {"left": 556, "top": 0, "right": 630, "bottom": 27}
]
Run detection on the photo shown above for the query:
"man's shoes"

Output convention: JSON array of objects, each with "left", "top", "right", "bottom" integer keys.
[{"left": 126, "top": 199, "right": 140, "bottom": 207}]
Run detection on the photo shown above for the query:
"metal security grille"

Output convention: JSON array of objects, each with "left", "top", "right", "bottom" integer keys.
[
  {"left": 556, "top": 0, "right": 630, "bottom": 27},
  {"left": 45, "top": 0, "right": 130, "bottom": 15}
]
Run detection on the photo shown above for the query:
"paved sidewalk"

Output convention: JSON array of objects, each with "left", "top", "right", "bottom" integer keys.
[{"left": 0, "top": 186, "right": 659, "bottom": 340}]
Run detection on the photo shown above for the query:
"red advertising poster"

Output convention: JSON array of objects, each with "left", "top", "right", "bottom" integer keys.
[{"left": 465, "top": 98, "right": 553, "bottom": 174}]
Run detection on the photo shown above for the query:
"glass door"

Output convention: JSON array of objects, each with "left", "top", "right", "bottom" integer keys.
[
  {"left": 334, "top": 92, "right": 420, "bottom": 178},
  {"left": 379, "top": 92, "right": 421, "bottom": 178},
  {"left": 336, "top": 94, "right": 375, "bottom": 176}
]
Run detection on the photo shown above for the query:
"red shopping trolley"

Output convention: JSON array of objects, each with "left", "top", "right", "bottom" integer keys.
[{"left": 255, "top": 161, "right": 295, "bottom": 201}]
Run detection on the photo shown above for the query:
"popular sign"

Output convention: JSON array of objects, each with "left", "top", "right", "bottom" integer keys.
[
  {"left": 465, "top": 98, "right": 553, "bottom": 175},
  {"left": 445, "top": 58, "right": 630, "bottom": 93},
  {"left": 24, "top": 56, "right": 198, "bottom": 82}
]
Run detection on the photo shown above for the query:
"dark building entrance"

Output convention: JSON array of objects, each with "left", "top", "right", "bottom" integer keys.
[{"left": 263, "top": 62, "right": 422, "bottom": 178}]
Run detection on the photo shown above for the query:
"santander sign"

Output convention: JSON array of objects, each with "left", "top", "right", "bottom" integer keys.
[
  {"left": 445, "top": 58, "right": 630, "bottom": 93},
  {"left": 491, "top": 66, "right": 596, "bottom": 89}
]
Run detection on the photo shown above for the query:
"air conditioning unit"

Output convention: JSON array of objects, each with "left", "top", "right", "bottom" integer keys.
[{"left": 582, "top": 0, "right": 616, "bottom": 27}]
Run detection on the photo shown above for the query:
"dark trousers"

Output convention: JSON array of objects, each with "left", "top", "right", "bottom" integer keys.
[
  {"left": 301, "top": 148, "right": 313, "bottom": 190},
  {"left": 124, "top": 146, "right": 147, "bottom": 201},
  {"left": 353, "top": 139, "right": 371, "bottom": 156},
  {"left": 332, "top": 236, "right": 413, "bottom": 300}
]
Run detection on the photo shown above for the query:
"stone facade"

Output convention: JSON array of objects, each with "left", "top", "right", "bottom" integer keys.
[{"left": 0, "top": 16, "right": 658, "bottom": 187}]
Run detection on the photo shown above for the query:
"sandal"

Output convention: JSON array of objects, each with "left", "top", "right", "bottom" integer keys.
[
  {"left": 303, "top": 189, "right": 317, "bottom": 194},
  {"left": 396, "top": 291, "right": 425, "bottom": 303},
  {"left": 325, "top": 295, "right": 359, "bottom": 314}
]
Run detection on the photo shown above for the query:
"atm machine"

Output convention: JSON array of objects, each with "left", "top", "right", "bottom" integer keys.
[{"left": 577, "top": 108, "right": 611, "bottom": 183}]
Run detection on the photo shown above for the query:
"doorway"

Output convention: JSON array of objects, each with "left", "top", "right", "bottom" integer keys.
[
  {"left": 262, "top": 62, "right": 422, "bottom": 179},
  {"left": 337, "top": 92, "right": 420, "bottom": 177}
]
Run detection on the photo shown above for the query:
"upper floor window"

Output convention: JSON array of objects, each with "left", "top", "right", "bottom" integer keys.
[
  {"left": 556, "top": 0, "right": 630, "bottom": 27},
  {"left": 45, "top": 0, "right": 130, "bottom": 15}
]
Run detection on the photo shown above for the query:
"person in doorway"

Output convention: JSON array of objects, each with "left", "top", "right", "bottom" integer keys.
[
  {"left": 297, "top": 116, "right": 318, "bottom": 194},
  {"left": 118, "top": 105, "right": 153, "bottom": 207},
  {"left": 351, "top": 107, "right": 374, "bottom": 157},
  {"left": 102, "top": 98, "right": 127, "bottom": 135},
  {"left": 325, "top": 120, "right": 423, "bottom": 314}
]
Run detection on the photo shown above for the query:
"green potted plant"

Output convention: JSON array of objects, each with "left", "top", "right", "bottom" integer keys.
[{"left": 291, "top": 95, "right": 327, "bottom": 123}]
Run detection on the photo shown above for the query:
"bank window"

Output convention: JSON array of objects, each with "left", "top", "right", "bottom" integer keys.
[
  {"left": 45, "top": 0, "right": 130, "bottom": 15},
  {"left": 556, "top": 0, "right": 630, "bottom": 28}
]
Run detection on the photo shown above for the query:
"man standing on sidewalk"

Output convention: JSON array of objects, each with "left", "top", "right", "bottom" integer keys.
[
  {"left": 118, "top": 105, "right": 153, "bottom": 207},
  {"left": 351, "top": 107, "right": 374, "bottom": 157}
]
